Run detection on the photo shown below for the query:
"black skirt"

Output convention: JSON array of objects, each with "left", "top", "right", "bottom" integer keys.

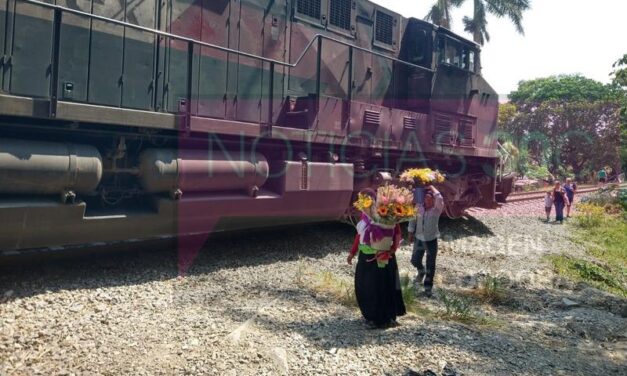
[{"left": 354, "top": 251, "right": 407, "bottom": 326}]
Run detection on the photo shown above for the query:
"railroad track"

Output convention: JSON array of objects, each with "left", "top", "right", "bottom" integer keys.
[
  {"left": 506, "top": 183, "right": 626, "bottom": 203},
  {"left": 509, "top": 184, "right": 596, "bottom": 197}
]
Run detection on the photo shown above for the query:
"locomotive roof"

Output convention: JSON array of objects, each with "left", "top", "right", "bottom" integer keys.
[
  {"left": 356, "top": 0, "right": 480, "bottom": 50},
  {"left": 408, "top": 17, "right": 481, "bottom": 50}
]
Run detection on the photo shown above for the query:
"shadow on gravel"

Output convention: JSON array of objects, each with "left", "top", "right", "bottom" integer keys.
[
  {"left": 235, "top": 284, "right": 626, "bottom": 375},
  {"left": 440, "top": 216, "right": 495, "bottom": 239},
  {"left": 0, "top": 223, "right": 355, "bottom": 302}
]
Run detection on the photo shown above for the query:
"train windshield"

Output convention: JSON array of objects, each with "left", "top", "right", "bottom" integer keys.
[
  {"left": 407, "top": 29, "right": 429, "bottom": 65},
  {"left": 438, "top": 35, "right": 478, "bottom": 72}
]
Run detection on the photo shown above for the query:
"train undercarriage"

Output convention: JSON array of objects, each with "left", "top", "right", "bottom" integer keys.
[{"left": 0, "top": 102, "right": 501, "bottom": 255}]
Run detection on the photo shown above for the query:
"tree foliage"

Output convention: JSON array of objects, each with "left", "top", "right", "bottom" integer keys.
[
  {"left": 509, "top": 75, "right": 620, "bottom": 104},
  {"left": 425, "top": 0, "right": 531, "bottom": 45},
  {"left": 611, "top": 54, "right": 627, "bottom": 171},
  {"left": 611, "top": 54, "right": 627, "bottom": 88},
  {"left": 425, "top": 0, "right": 464, "bottom": 29},
  {"left": 463, "top": 0, "right": 530, "bottom": 45},
  {"left": 500, "top": 75, "right": 625, "bottom": 181}
]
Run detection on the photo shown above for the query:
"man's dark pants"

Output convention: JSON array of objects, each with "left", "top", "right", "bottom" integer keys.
[{"left": 411, "top": 239, "right": 438, "bottom": 288}]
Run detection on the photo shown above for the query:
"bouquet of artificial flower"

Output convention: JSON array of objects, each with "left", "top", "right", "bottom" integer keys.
[
  {"left": 372, "top": 184, "right": 416, "bottom": 225},
  {"left": 352, "top": 185, "right": 415, "bottom": 267},
  {"left": 400, "top": 168, "right": 446, "bottom": 186}
]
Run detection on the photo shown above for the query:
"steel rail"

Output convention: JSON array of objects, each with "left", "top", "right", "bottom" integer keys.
[
  {"left": 509, "top": 184, "right": 596, "bottom": 197},
  {"left": 21, "top": 0, "right": 434, "bottom": 73},
  {"left": 505, "top": 186, "right": 622, "bottom": 203}
]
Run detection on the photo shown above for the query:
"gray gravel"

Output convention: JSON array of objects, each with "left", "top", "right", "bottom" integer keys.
[{"left": 1, "top": 205, "right": 626, "bottom": 375}]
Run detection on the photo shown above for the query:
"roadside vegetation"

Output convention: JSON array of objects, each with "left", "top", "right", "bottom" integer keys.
[
  {"left": 547, "top": 186, "right": 627, "bottom": 297},
  {"left": 303, "top": 266, "right": 504, "bottom": 327}
]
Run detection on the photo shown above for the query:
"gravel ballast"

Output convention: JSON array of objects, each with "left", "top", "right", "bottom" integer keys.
[{"left": 1, "top": 199, "right": 626, "bottom": 375}]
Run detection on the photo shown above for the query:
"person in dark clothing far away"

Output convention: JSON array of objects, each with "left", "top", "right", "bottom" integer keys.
[
  {"left": 563, "top": 178, "right": 577, "bottom": 218},
  {"left": 552, "top": 182, "right": 569, "bottom": 224},
  {"left": 407, "top": 185, "right": 444, "bottom": 298}
]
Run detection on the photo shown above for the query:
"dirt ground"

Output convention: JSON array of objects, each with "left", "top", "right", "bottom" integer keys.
[{"left": 1, "top": 198, "right": 625, "bottom": 375}]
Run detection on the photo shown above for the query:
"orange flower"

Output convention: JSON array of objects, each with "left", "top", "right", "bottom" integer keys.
[
  {"left": 377, "top": 204, "right": 389, "bottom": 217},
  {"left": 394, "top": 204, "right": 405, "bottom": 217}
]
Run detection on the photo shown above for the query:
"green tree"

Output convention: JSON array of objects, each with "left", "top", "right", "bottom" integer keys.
[
  {"left": 610, "top": 54, "right": 627, "bottom": 171},
  {"left": 498, "top": 102, "right": 518, "bottom": 130},
  {"left": 504, "top": 75, "right": 624, "bottom": 181},
  {"left": 425, "top": 0, "right": 464, "bottom": 29},
  {"left": 611, "top": 54, "right": 627, "bottom": 88},
  {"left": 510, "top": 75, "right": 621, "bottom": 104},
  {"left": 462, "top": 0, "right": 531, "bottom": 45}
]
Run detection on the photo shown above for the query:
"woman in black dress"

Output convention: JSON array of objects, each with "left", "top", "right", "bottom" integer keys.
[{"left": 347, "top": 211, "right": 406, "bottom": 329}]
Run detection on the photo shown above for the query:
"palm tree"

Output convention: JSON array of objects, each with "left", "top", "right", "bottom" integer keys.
[
  {"left": 425, "top": 0, "right": 465, "bottom": 29},
  {"left": 463, "top": 0, "right": 531, "bottom": 45}
]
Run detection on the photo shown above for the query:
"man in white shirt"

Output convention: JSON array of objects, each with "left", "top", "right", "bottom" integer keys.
[{"left": 407, "top": 185, "right": 444, "bottom": 297}]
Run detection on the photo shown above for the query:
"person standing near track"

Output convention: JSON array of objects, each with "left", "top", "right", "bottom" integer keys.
[
  {"left": 563, "top": 178, "right": 577, "bottom": 218},
  {"left": 407, "top": 185, "right": 444, "bottom": 297},
  {"left": 598, "top": 168, "right": 607, "bottom": 186},
  {"left": 544, "top": 190, "right": 553, "bottom": 222},
  {"left": 552, "top": 181, "right": 569, "bottom": 224}
]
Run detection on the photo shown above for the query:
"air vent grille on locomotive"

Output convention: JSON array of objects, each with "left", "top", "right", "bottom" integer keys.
[
  {"left": 330, "top": 0, "right": 352, "bottom": 30},
  {"left": 364, "top": 110, "right": 381, "bottom": 127},
  {"left": 375, "top": 10, "right": 395, "bottom": 45},
  {"left": 297, "top": 0, "right": 322, "bottom": 20},
  {"left": 434, "top": 114, "right": 453, "bottom": 144},
  {"left": 458, "top": 120, "right": 475, "bottom": 146},
  {"left": 403, "top": 117, "right": 418, "bottom": 130}
]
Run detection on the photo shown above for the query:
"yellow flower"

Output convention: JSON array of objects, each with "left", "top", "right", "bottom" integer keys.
[
  {"left": 400, "top": 168, "right": 446, "bottom": 185},
  {"left": 353, "top": 193, "right": 374, "bottom": 212}
]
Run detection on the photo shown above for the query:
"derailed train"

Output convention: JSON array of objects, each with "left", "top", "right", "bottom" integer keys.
[{"left": 0, "top": 0, "right": 513, "bottom": 254}]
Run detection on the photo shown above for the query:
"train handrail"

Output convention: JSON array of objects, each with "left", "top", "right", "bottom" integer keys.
[{"left": 21, "top": 0, "right": 434, "bottom": 73}]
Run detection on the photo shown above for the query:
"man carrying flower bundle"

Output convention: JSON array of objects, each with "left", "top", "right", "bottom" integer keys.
[
  {"left": 407, "top": 185, "right": 444, "bottom": 298},
  {"left": 347, "top": 186, "right": 414, "bottom": 329}
]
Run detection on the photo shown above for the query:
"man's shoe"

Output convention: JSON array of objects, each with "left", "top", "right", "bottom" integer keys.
[{"left": 424, "top": 288, "right": 433, "bottom": 298}]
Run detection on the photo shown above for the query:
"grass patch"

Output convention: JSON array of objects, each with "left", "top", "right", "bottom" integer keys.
[
  {"left": 399, "top": 272, "right": 417, "bottom": 309},
  {"left": 546, "top": 255, "right": 626, "bottom": 297},
  {"left": 474, "top": 275, "right": 508, "bottom": 304},
  {"left": 575, "top": 203, "right": 605, "bottom": 228},
  {"left": 551, "top": 199, "right": 627, "bottom": 297},
  {"left": 306, "top": 269, "right": 504, "bottom": 327},
  {"left": 308, "top": 270, "right": 435, "bottom": 316},
  {"left": 576, "top": 217, "right": 627, "bottom": 271},
  {"left": 438, "top": 290, "right": 475, "bottom": 323},
  {"left": 556, "top": 202, "right": 627, "bottom": 297},
  {"left": 315, "top": 271, "right": 358, "bottom": 307}
]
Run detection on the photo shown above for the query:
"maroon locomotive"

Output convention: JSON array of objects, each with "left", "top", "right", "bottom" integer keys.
[{"left": 0, "top": 0, "right": 511, "bottom": 259}]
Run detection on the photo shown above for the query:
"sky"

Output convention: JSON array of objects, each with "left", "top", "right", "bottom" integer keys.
[{"left": 371, "top": 0, "right": 627, "bottom": 98}]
